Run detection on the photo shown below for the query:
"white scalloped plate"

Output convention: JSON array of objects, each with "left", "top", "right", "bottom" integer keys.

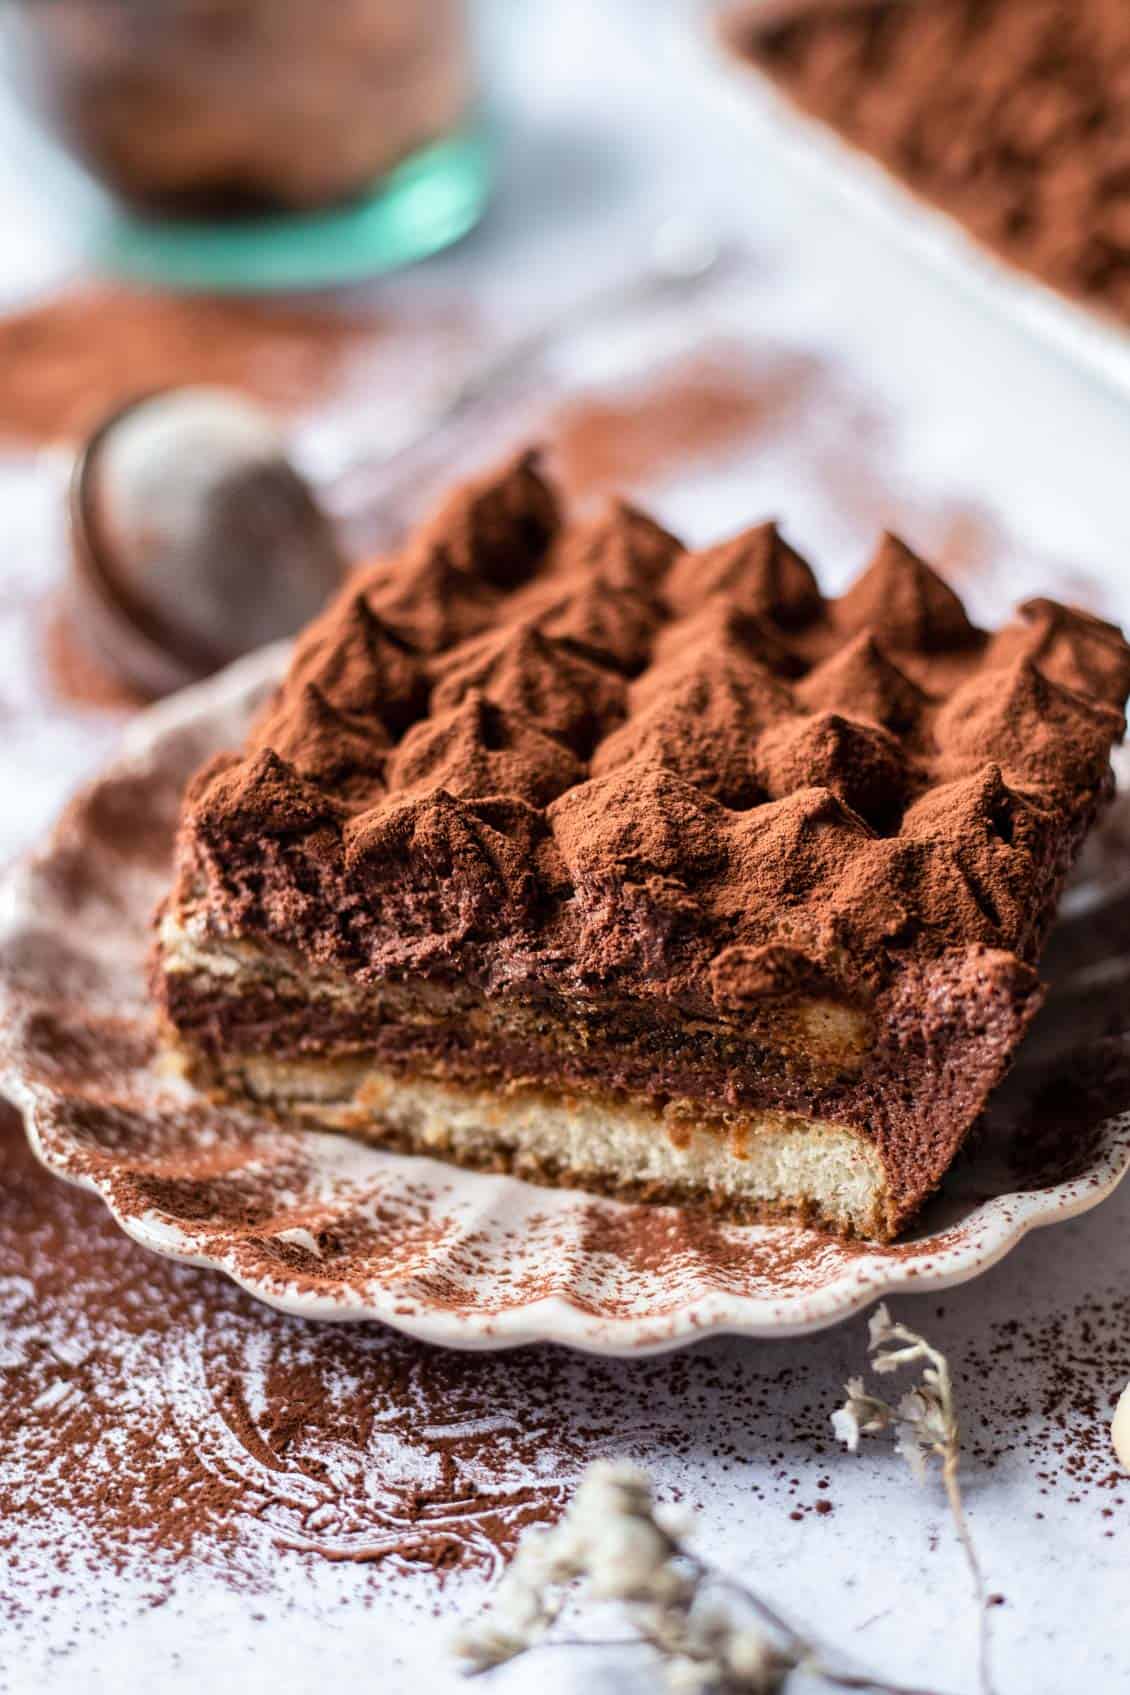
[{"left": 1, "top": 644, "right": 1130, "bottom": 1354}]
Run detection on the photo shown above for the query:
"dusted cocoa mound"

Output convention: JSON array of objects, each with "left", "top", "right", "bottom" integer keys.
[
  {"left": 156, "top": 450, "right": 1130, "bottom": 1238},
  {"left": 737, "top": 0, "right": 1130, "bottom": 326}
]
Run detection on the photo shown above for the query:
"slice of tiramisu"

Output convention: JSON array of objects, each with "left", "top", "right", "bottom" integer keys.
[{"left": 153, "top": 452, "right": 1130, "bottom": 1240}]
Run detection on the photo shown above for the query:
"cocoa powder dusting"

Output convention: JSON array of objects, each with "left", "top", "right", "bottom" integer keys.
[
  {"left": 40, "top": 594, "right": 151, "bottom": 713},
  {"left": 550, "top": 349, "right": 817, "bottom": 499},
  {"left": 187, "top": 451, "right": 1130, "bottom": 1016},
  {"left": 964, "top": 1297, "right": 1130, "bottom": 1518},
  {"left": 0, "top": 1098, "right": 562, "bottom": 1612},
  {"left": 0, "top": 1095, "right": 850, "bottom": 1644},
  {"left": 0, "top": 286, "right": 390, "bottom": 445},
  {"left": 166, "top": 452, "right": 1130, "bottom": 1233},
  {"left": 4, "top": 1083, "right": 1129, "bottom": 1657},
  {"left": 743, "top": 0, "right": 1130, "bottom": 325}
]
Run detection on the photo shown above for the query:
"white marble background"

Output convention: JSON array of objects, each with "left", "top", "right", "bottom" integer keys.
[{"left": 2, "top": 2, "right": 1130, "bottom": 1691}]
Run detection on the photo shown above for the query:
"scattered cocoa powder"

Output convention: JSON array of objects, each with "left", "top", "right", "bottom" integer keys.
[
  {"left": 40, "top": 593, "right": 151, "bottom": 713},
  {"left": 550, "top": 349, "right": 818, "bottom": 500},
  {"left": 0, "top": 1096, "right": 852, "bottom": 1648},
  {"left": 0, "top": 1098, "right": 561, "bottom": 1609},
  {"left": 965, "top": 1299, "right": 1130, "bottom": 1520},
  {"left": 2, "top": 1019, "right": 1129, "bottom": 1652},
  {"left": 0, "top": 286, "right": 391, "bottom": 446}
]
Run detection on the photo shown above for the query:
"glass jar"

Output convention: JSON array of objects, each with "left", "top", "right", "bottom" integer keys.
[{"left": 7, "top": 0, "right": 489, "bottom": 290}]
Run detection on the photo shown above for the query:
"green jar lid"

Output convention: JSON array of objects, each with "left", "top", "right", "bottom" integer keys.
[{"left": 97, "top": 123, "right": 491, "bottom": 294}]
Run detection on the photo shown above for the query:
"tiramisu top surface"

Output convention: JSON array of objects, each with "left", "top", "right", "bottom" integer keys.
[{"left": 180, "top": 452, "right": 1130, "bottom": 1009}]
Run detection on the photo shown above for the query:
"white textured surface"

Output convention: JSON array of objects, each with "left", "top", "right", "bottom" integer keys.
[{"left": 3, "top": 2, "right": 1130, "bottom": 1691}]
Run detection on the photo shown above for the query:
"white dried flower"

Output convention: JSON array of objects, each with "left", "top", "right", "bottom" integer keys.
[
  {"left": 451, "top": 1623, "right": 529, "bottom": 1674},
  {"left": 510, "top": 1523, "right": 583, "bottom": 1592},
  {"left": 655, "top": 1501, "right": 696, "bottom": 1543},
  {"left": 894, "top": 1386, "right": 951, "bottom": 1484},
  {"left": 684, "top": 1599, "right": 734, "bottom": 1656},
  {"left": 454, "top": 1452, "right": 940, "bottom": 1693},
  {"left": 831, "top": 1375, "right": 897, "bottom": 1454},
  {"left": 564, "top": 1462, "right": 691, "bottom": 1607},
  {"left": 830, "top": 1400, "right": 862, "bottom": 1453},
  {"left": 585, "top": 1514, "right": 683, "bottom": 1603},
  {"left": 573, "top": 1460, "right": 657, "bottom": 1526},
  {"left": 665, "top": 1655, "right": 717, "bottom": 1695},
  {"left": 453, "top": 1462, "right": 687, "bottom": 1675},
  {"left": 832, "top": 1312, "right": 957, "bottom": 1477},
  {"left": 662, "top": 1607, "right": 784, "bottom": 1693},
  {"left": 725, "top": 1625, "right": 780, "bottom": 1685},
  {"left": 893, "top": 1414, "right": 929, "bottom": 1483},
  {"left": 831, "top": 1304, "right": 996, "bottom": 1695},
  {"left": 452, "top": 1524, "right": 571, "bottom": 1669},
  {"left": 660, "top": 1600, "right": 783, "bottom": 1694},
  {"left": 867, "top": 1302, "right": 896, "bottom": 1351}
]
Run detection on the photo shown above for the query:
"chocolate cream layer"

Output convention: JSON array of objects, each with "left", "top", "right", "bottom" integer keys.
[{"left": 157, "top": 912, "right": 1041, "bottom": 1235}]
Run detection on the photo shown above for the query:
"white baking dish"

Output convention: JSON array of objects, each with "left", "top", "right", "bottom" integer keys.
[{"left": 684, "top": 0, "right": 1130, "bottom": 404}]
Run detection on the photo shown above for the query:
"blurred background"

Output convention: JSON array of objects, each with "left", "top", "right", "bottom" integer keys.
[
  {"left": 2, "top": 0, "right": 1130, "bottom": 858},
  {"left": 4, "top": 10, "right": 1130, "bottom": 1694}
]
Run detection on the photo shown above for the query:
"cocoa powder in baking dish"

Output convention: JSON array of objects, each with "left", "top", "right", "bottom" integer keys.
[{"left": 739, "top": 0, "right": 1130, "bottom": 325}]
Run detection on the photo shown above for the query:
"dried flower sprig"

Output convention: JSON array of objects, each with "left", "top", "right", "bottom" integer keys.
[
  {"left": 454, "top": 1460, "right": 951, "bottom": 1695},
  {"left": 832, "top": 1305, "right": 994, "bottom": 1695}
]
